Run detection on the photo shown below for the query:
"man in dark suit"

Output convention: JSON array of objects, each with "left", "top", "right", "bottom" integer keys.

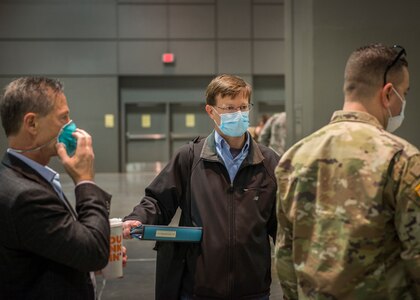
[{"left": 0, "top": 77, "right": 112, "bottom": 299}]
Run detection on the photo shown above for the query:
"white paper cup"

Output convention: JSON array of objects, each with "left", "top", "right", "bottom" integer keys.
[{"left": 102, "top": 218, "right": 123, "bottom": 279}]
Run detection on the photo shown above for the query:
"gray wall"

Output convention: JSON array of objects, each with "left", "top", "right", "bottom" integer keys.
[
  {"left": 285, "top": 0, "right": 420, "bottom": 149},
  {"left": 5, "top": 0, "right": 418, "bottom": 170},
  {"left": 0, "top": 0, "right": 285, "bottom": 172},
  {"left": 0, "top": 0, "right": 120, "bottom": 172}
]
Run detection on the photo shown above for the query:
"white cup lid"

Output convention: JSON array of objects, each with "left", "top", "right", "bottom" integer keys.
[{"left": 109, "top": 218, "right": 122, "bottom": 227}]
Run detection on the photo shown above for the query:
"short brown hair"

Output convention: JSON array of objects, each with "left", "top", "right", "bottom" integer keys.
[
  {"left": 206, "top": 74, "right": 252, "bottom": 106},
  {"left": 344, "top": 43, "right": 408, "bottom": 99},
  {"left": 0, "top": 77, "right": 64, "bottom": 136}
]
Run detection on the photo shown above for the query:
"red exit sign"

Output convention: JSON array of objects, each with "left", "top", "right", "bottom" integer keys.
[{"left": 162, "top": 53, "right": 175, "bottom": 64}]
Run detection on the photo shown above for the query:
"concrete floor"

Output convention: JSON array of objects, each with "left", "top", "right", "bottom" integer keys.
[{"left": 61, "top": 167, "right": 284, "bottom": 300}]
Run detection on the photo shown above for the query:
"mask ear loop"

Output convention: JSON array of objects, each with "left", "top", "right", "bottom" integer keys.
[
  {"left": 210, "top": 107, "right": 222, "bottom": 127},
  {"left": 9, "top": 137, "right": 57, "bottom": 153},
  {"left": 10, "top": 123, "right": 66, "bottom": 154},
  {"left": 211, "top": 106, "right": 220, "bottom": 117},
  {"left": 391, "top": 87, "right": 405, "bottom": 104},
  {"left": 386, "top": 87, "right": 405, "bottom": 119},
  {"left": 9, "top": 120, "right": 74, "bottom": 154}
]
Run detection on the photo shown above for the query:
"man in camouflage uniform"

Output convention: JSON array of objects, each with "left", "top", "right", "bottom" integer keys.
[
  {"left": 275, "top": 43, "right": 420, "bottom": 299},
  {"left": 258, "top": 112, "right": 287, "bottom": 156}
]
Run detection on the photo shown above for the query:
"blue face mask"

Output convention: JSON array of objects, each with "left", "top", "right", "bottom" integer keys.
[
  {"left": 213, "top": 109, "right": 249, "bottom": 137},
  {"left": 57, "top": 120, "right": 77, "bottom": 156}
]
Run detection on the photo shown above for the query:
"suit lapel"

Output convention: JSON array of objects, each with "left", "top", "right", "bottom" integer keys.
[{"left": 2, "top": 153, "right": 77, "bottom": 220}]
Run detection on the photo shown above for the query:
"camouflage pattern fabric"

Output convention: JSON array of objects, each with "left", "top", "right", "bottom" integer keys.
[
  {"left": 275, "top": 110, "right": 420, "bottom": 300},
  {"left": 259, "top": 112, "right": 287, "bottom": 156}
]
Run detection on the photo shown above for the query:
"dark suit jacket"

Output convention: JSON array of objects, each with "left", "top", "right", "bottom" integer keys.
[{"left": 0, "top": 152, "right": 111, "bottom": 299}]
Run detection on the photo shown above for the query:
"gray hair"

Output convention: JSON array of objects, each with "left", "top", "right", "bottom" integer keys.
[{"left": 0, "top": 77, "right": 64, "bottom": 136}]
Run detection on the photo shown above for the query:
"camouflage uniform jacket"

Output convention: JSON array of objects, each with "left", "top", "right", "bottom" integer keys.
[
  {"left": 259, "top": 112, "right": 287, "bottom": 156},
  {"left": 275, "top": 110, "right": 420, "bottom": 300}
]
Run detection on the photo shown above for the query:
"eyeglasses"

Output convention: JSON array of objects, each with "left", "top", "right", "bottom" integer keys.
[
  {"left": 383, "top": 45, "right": 406, "bottom": 86},
  {"left": 214, "top": 103, "right": 254, "bottom": 113}
]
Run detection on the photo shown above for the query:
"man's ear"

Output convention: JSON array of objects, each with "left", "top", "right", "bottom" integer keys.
[
  {"left": 380, "top": 83, "right": 393, "bottom": 108},
  {"left": 205, "top": 104, "right": 215, "bottom": 119},
  {"left": 22, "top": 112, "right": 38, "bottom": 134}
]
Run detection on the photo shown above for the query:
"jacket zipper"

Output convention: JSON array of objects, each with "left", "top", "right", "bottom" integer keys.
[
  {"left": 227, "top": 164, "right": 251, "bottom": 299},
  {"left": 228, "top": 182, "right": 234, "bottom": 300},
  {"left": 218, "top": 158, "right": 250, "bottom": 299}
]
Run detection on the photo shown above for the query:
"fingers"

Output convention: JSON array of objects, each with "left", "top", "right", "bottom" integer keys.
[
  {"left": 71, "top": 129, "right": 93, "bottom": 156},
  {"left": 60, "top": 127, "right": 95, "bottom": 184},
  {"left": 123, "top": 220, "right": 141, "bottom": 239},
  {"left": 57, "top": 128, "right": 91, "bottom": 156},
  {"left": 72, "top": 128, "right": 92, "bottom": 144},
  {"left": 56, "top": 142, "right": 69, "bottom": 161}
]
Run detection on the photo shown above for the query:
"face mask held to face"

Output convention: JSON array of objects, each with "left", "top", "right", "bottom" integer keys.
[
  {"left": 10, "top": 120, "right": 78, "bottom": 156},
  {"left": 57, "top": 120, "right": 77, "bottom": 156},
  {"left": 213, "top": 109, "right": 250, "bottom": 137}
]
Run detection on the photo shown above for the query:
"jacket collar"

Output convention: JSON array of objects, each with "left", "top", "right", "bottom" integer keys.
[
  {"left": 330, "top": 110, "right": 384, "bottom": 130},
  {"left": 2, "top": 152, "right": 54, "bottom": 191},
  {"left": 2, "top": 152, "right": 78, "bottom": 219},
  {"left": 201, "top": 131, "right": 265, "bottom": 166}
]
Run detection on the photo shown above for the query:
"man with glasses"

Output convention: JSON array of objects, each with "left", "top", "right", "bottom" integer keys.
[
  {"left": 123, "top": 74, "right": 280, "bottom": 300},
  {"left": 275, "top": 43, "right": 420, "bottom": 299}
]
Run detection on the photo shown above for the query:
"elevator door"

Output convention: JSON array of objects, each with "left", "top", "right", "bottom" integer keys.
[{"left": 124, "top": 102, "right": 168, "bottom": 171}]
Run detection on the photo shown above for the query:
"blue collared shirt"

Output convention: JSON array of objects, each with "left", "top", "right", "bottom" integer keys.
[
  {"left": 7, "top": 148, "right": 58, "bottom": 186},
  {"left": 7, "top": 148, "right": 79, "bottom": 218},
  {"left": 214, "top": 131, "right": 250, "bottom": 183}
]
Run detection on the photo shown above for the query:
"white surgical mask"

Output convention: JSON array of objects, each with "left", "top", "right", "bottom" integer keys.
[{"left": 386, "top": 87, "right": 406, "bottom": 133}]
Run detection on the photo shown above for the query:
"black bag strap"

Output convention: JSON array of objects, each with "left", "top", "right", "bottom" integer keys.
[
  {"left": 154, "top": 137, "right": 204, "bottom": 300},
  {"left": 180, "top": 136, "right": 204, "bottom": 226}
]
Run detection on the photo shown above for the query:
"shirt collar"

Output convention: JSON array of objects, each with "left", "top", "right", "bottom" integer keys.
[
  {"left": 7, "top": 149, "right": 57, "bottom": 183},
  {"left": 214, "top": 131, "right": 250, "bottom": 154}
]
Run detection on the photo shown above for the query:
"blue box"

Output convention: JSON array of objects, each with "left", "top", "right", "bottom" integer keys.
[{"left": 130, "top": 225, "right": 202, "bottom": 242}]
